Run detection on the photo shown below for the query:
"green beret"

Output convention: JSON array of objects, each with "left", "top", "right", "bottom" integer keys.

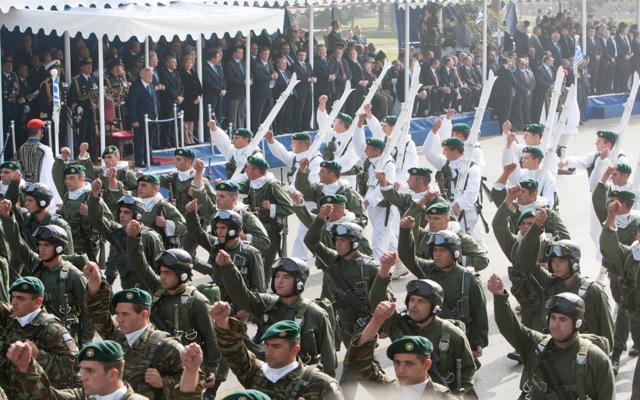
[
  {"left": 320, "top": 160, "right": 342, "bottom": 172},
  {"left": 137, "top": 173, "right": 160, "bottom": 184},
  {"left": 247, "top": 155, "right": 269, "bottom": 171},
  {"left": 222, "top": 389, "right": 271, "bottom": 400},
  {"left": 381, "top": 115, "right": 398, "bottom": 125},
  {"left": 452, "top": 123, "right": 470, "bottom": 133},
  {"left": 519, "top": 178, "right": 539, "bottom": 191},
  {"left": 9, "top": 277, "right": 45, "bottom": 295},
  {"left": 232, "top": 128, "right": 253, "bottom": 139},
  {"left": 111, "top": 288, "right": 152, "bottom": 309},
  {"left": 366, "top": 138, "right": 386, "bottom": 150},
  {"left": 101, "top": 145, "right": 119, "bottom": 158},
  {"left": 63, "top": 165, "right": 86, "bottom": 176},
  {"left": 336, "top": 113, "right": 353, "bottom": 125},
  {"left": 386, "top": 336, "right": 434, "bottom": 359},
  {"left": 523, "top": 124, "right": 545, "bottom": 135},
  {"left": 522, "top": 146, "right": 544, "bottom": 159},
  {"left": 609, "top": 189, "right": 637, "bottom": 202},
  {"left": 261, "top": 320, "right": 300, "bottom": 341},
  {"left": 78, "top": 340, "right": 124, "bottom": 363},
  {"left": 597, "top": 130, "right": 618, "bottom": 142},
  {"left": 0, "top": 161, "right": 21, "bottom": 171},
  {"left": 408, "top": 167, "right": 432, "bottom": 177},
  {"left": 517, "top": 210, "right": 536, "bottom": 226},
  {"left": 291, "top": 132, "right": 312, "bottom": 141},
  {"left": 175, "top": 148, "right": 196, "bottom": 160},
  {"left": 426, "top": 202, "right": 451, "bottom": 215},
  {"left": 615, "top": 163, "right": 632, "bottom": 175},
  {"left": 319, "top": 194, "right": 347, "bottom": 205},
  {"left": 215, "top": 181, "right": 240, "bottom": 192},
  {"left": 441, "top": 137, "right": 465, "bottom": 149}
]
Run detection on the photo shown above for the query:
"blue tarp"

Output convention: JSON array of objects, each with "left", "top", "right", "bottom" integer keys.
[{"left": 586, "top": 92, "right": 640, "bottom": 118}]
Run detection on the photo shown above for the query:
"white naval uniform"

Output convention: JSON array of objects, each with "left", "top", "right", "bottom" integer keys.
[
  {"left": 316, "top": 108, "right": 359, "bottom": 188},
  {"left": 500, "top": 134, "right": 560, "bottom": 178},
  {"left": 209, "top": 126, "right": 252, "bottom": 183}
]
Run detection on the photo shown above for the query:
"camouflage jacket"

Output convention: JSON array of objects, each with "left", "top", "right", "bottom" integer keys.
[
  {"left": 216, "top": 317, "right": 344, "bottom": 400},
  {"left": 85, "top": 282, "right": 185, "bottom": 399},
  {"left": 0, "top": 304, "right": 79, "bottom": 399},
  {"left": 346, "top": 334, "right": 459, "bottom": 399},
  {"left": 77, "top": 158, "right": 138, "bottom": 214}
]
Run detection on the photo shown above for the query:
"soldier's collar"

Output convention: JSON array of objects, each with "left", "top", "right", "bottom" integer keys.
[
  {"left": 260, "top": 360, "right": 299, "bottom": 383},
  {"left": 45, "top": 260, "right": 64, "bottom": 272},
  {"left": 177, "top": 168, "right": 196, "bottom": 182},
  {"left": 14, "top": 308, "right": 42, "bottom": 328}
]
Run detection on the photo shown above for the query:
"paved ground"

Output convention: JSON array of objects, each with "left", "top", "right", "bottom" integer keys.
[{"left": 116, "top": 114, "right": 640, "bottom": 398}]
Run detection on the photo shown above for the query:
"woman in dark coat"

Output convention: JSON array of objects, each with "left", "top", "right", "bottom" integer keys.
[{"left": 179, "top": 55, "right": 202, "bottom": 145}]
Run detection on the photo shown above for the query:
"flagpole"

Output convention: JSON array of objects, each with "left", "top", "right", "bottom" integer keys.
[{"left": 51, "top": 68, "right": 61, "bottom": 157}]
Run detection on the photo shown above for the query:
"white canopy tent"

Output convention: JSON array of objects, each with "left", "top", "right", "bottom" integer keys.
[{"left": 0, "top": 2, "right": 284, "bottom": 155}]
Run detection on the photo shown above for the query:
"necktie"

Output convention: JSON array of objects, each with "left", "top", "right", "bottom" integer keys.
[
  {"left": 340, "top": 61, "right": 346, "bottom": 79},
  {"left": 264, "top": 62, "right": 269, "bottom": 71},
  {"left": 523, "top": 69, "right": 529, "bottom": 85},
  {"left": 434, "top": 70, "right": 439, "bottom": 86},
  {"left": 282, "top": 71, "right": 288, "bottom": 84},
  {"left": 147, "top": 84, "right": 153, "bottom": 96},
  {"left": 237, "top": 61, "right": 244, "bottom": 75},
  {"left": 322, "top": 57, "right": 327, "bottom": 66},
  {"left": 301, "top": 62, "right": 305, "bottom": 69},
  {"left": 626, "top": 37, "right": 630, "bottom": 52}
]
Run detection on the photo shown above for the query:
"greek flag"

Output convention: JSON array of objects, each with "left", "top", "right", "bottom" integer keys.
[
  {"left": 574, "top": 43, "right": 583, "bottom": 73},
  {"left": 52, "top": 75, "right": 61, "bottom": 114}
]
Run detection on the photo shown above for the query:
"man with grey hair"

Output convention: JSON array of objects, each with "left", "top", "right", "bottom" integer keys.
[{"left": 127, "top": 67, "right": 159, "bottom": 167}]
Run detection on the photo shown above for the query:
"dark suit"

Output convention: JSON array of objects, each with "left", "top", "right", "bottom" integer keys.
[
  {"left": 419, "top": 64, "right": 449, "bottom": 115},
  {"left": 544, "top": 41, "right": 563, "bottom": 67},
  {"left": 559, "top": 34, "right": 575, "bottom": 60},
  {"left": 273, "top": 68, "right": 295, "bottom": 135},
  {"left": 202, "top": 61, "right": 227, "bottom": 122},
  {"left": 601, "top": 37, "right": 617, "bottom": 93},
  {"left": 127, "top": 80, "right": 158, "bottom": 165},
  {"left": 157, "top": 67, "right": 184, "bottom": 147},
  {"left": 397, "top": 70, "right": 428, "bottom": 117},
  {"left": 532, "top": 64, "right": 555, "bottom": 123},
  {"left": 250, "top": 58, "right": 274, "bottom": 133},
  {"left": 614, "top": 34, "right": 631, "bottom": 92},
  {"left": 330, "top": 56, "right": 351, "bottom": 101},
  {"left": 490, "top": 66, "right": 517, "bottom": 127},
  {"left": 352, "top": 34, "right": 367, "bottom": 46},
  {"left": 13, "top": 48, "right": 34, "bottom": 71},
  {"left": 630, "top": 38, "right": 640, "bottom": 76},
  {"left": 223, "top": 58, "right": 248, "bottom": 129},
  {"left": 515, "top": 30, "right": 529, "bottom": 57},
  {"left": 16, "top": 76, "right": 35, "bottom": 142},
  {"left": 458, "top": 65, "right": 481, "bottom": 108},
  {"left": 313, "top": 55, "right": 332, "bottom": 106},
  {"left": 347, "top": 59, "right": 366, "bottom": 115},
  {"left": 511, "top": 67, "right": 535, "bottom": 129},
  {"left": 326, "top": 31, "right": 345, "bottom": 54},
  {"left": 528, "top": 35, "right": 544, "bottom": 63},
  {"left": 290, "top": 60, "right": 314, "bottom": 132},
  {"left": 586, "top": 36, "right": 602, "bottom": 93}
]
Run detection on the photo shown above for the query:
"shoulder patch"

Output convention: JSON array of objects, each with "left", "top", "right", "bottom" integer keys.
[
  {"left": 330, "top": 382, "right": 339, "bottom": 391},
  {"left": 63, "top": 333, "right": 73, "bottom": 342}
]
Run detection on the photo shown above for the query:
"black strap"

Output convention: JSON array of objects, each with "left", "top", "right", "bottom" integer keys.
[{"left": 289, "top": 365, "right": 319, "bottom": 399}]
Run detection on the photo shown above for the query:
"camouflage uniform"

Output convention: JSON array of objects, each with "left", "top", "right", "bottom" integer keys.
[
  {"left": 87, "top": 195, "right": 164, "bottom": 289},
  {"left": 77, "top": 157, "right": 138, "bottom": 214},
  {"left": 126, "top": 234, "right": 225, "bottom": 384},
  {"left": 84, "top": 282, "right": 185, "bottom": 399},
  {"left": 346, "top": 334, "right": 458, "bottom": 399},
  {"left": 0, "top": 213, "right": 95, "bottom": 345},
  {"left": 0, "top": 303, "right": 79, "bottom": 398},
  {"left": 220, "top": 262, "right": 337, "bottom": 377},
  {"left": 140, "top": 196, "right": 186, "bottom": 250},
  {"left": 216, "top": 317, "right": 344, "bottom": 399}
]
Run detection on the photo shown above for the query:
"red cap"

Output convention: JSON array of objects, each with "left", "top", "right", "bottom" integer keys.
[{"left": 26, "top": 119, "right": 45, "bottom": 129}]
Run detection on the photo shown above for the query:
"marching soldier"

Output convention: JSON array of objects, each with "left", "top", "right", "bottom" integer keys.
[
  {"left": 503, "top": 146, "right": 557, "bottom": 209},
  {"left": 77, "top": 143, "right": 138, "bottom": 214},
  {"left": 368, "top": 254, "right": 478, "bottom": 396},
  {"left": 210, "top": 304, "right": 344, "bottom": 399},
  {"left": 316, "top": 95, "right": 359, "bottom": 187},
  {"left": 295, "top": 159, "right": 367, "bottom": 226},
  {"left": 207, "top": 122, "right": 263, "bottom": 181},
  {"left": 423, "top": 133, "right": 482, "bottom": 234},
  {"left": 0, "top": 199, "right": 94, "bottom": 345},
  {"left": 266, "top": 130, "right": 322, "bottom": 260},
  {"left": 238, "top": 155, "right": 293, "bottom": 277},
  {"left": 397, "top": 219, "right": 489, "bottom": 368},
  {"left": 136, "top": 173, "right": 186, "bottom": 249},
  {"left": 88, "top": 178, "right": 164, "bottom": 287},
  {"left": 488, "top": 274, "right": 615, "bottom": 399},
  {"left": 518, "top": 208, "right": 614, "bottom": 349},
  {"left": 83, "top": 262, "right": 190, "bottom": 399},
  {"left": 304, "top": 204, "right": 392, "bottom": 399},
  {"left": 501, "top": 122, "right": 559, "bottom": 178},
  {"left": 428, "top": 116, "right": 487, "bottom": 176},
  {"left": 52, "top": 161, "right": 114, "bottom": 260},
  {"left": 217, "top": 250, "right": 337, "bottom": 376},
  {"left": 67, "top": 58, "right": 97, "bottom": 156},
  {"left": 125, "top": 220, "right": 223, "bottom": 396},
  {"left": 0, "top": 277, "right": 79, "bottom": 398},
  {"left": 491, "top": 166, "right": 570, "bottom": 238},
  {"left": 347, "top": 301, "right": 459, "bottom": 399}
]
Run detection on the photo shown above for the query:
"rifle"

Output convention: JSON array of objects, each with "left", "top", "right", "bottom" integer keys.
[
  {"left": 532, "top": 336, "right": 573, "bottom": 400},
  {"left": 278, "top": 169, "right": 288, "bottom": 257},
  {"left": 632, "top": 157, "right": 640, "bottom": 192},
  {"left": 540, "top": 67, "right": 565, "bottom": 151},
  {"left": 230, "top": 73, "right": 300, "bottom": 182},
  {"left": 609, "top": 72, "right": 640, "bottom": 163}
]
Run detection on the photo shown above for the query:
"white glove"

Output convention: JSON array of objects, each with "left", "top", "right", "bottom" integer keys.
[
  {"left": 23, "top": 105, "right": 30, "bottom": 114},
  {"left": 77, "top": 106, "right": 83, "bottom": 115}
]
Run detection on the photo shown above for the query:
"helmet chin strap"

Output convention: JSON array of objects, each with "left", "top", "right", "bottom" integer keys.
[
  {"left": 41, "top": 253, "right": 58, "bottom": 263},
  {"left": 167, "top": 280, "right": 185, "bottom": 291}
]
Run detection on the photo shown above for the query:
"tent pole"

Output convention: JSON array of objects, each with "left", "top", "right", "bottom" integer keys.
[
  {"left": 404, "top": 0, "right": 410, "bottom": 100},
  {"left": 197, "top": 34, "right": 204, "bottom": 142},
  {"left": 582, "top": 0, "right": 586, "bottom": 52},
  {"left": 98, "top": 36, "right": 106, "bottom": 153},
  {"left": 482, "top": 0, "right": 487, "bottom": 82},
  {"left": 309, "top": 1, "right": 315, "bottom": 129},
  {"left": 0, "top": 29, "right": 3, "bottom": 164},
  {"left": 246, "top": 32, "right": 251, "bottom": 131},
  {"left": 145, "top": 38, "right": 149, "bottom": 68},
  {"left": 64, "top": 31, "right": 73, "bottom": 158},
  {"left": 637, "top": 0, "right": 640, "bottom": 27}
]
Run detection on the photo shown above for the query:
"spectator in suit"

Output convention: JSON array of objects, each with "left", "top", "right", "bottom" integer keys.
[
  {"left": 420, "top": 57, "right": 450, "bottom": 116},
  {"left": 330, "top": 45, "right": 351, "bottom": 103},
  {"left": 223, "top": 45, "right": 248, "bottom": 130},
  {"left": 511, "top": 58, "right": 536, "bottom": 130},
  {"left": 13, "top": 35, "right": 34, "bottom": 71},
  {"left": 353, "top": 25, "right": 367, "bottom": 46},
  {"left": 459, "top": 55, "right": 482, "bottom": 109},
  {"left": 272, "top": 56, "right": 295, "bottom": 135},
  {"left": 450, "top": 56, "right": 472, "bottom": 112},
  {"left": 630, "top": 30, "right": 640, "bottom": 76},
  {"left": 490, "top": 57, "right": 517, "bottom": 129},
  {"left": 365, "top": 58, "right": 393, "bottom": 118},
  {"left": 164, "top": 37, "right": 183, "bottom": 64},
  {"left": 277, "top": 42, "right": 295, "bottom": 68},
  {"left": 487, "top": 50, "right": 499, "bottom": 77},
  {"left": 545, "top": 32, "right": 563, "bottom": 67},
  {"left": 532, "top": 54, "right": 555, "bottom": 123},
  {"left": 528, "top": 26, "right": 544, "bottom": 64},
  {"left": 528, "top": 47, "right": 541, "bottom": 72},
  {"left": 326, "top": 19, "right": 345, "bottom": 54},
  {"left": 15, "top": 64, "right": 36, "bottom": 140},
  {"left": 127, "top": 68, "right": 160, "bottom": 167},
  {"left": 397, "top": 58, "right": 428, "bottom": 117},
  {"left": 559, "top": 26, "right": 575, "bottom": 60},
  {"left": 250, "top": 47, "right": 276, "bottom": 133},
  {"left": 158, "top": 55, "right": 184, "bottom": 148},
  {"left": 614, "top": 23, "right": 632, "bottom": 92},
  {"left": 290, "top": 49, "right": 316, "bottom": 132},
  {"left": 601, "top": 29, "right": 617, "bottom": 93},
  {"left": 178, "top": 55, "right": 202, "bottom": 145},
  {"left": 514, "top": 22, "right": 530, "bottom": 57},
  {"left": 586, "top": 27, "right": 602, "bottom": 94},
  {"left": 346, "top": 48, "right": 367, "bottom": 115},
  {"left": 249, "top": 42, "right": 259, "bottom": 63},
  {"left": 122, "top": 40, "right": 142, "bottom": 72},
  {"left": 202, "top": 48, "right": 227, "bottom": 126},
  {"left": 438, "top": 56, "right": 458, "bottom": 111},
  {"left": 313, "top": 45, "right": 333, "bottom": 108}
]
